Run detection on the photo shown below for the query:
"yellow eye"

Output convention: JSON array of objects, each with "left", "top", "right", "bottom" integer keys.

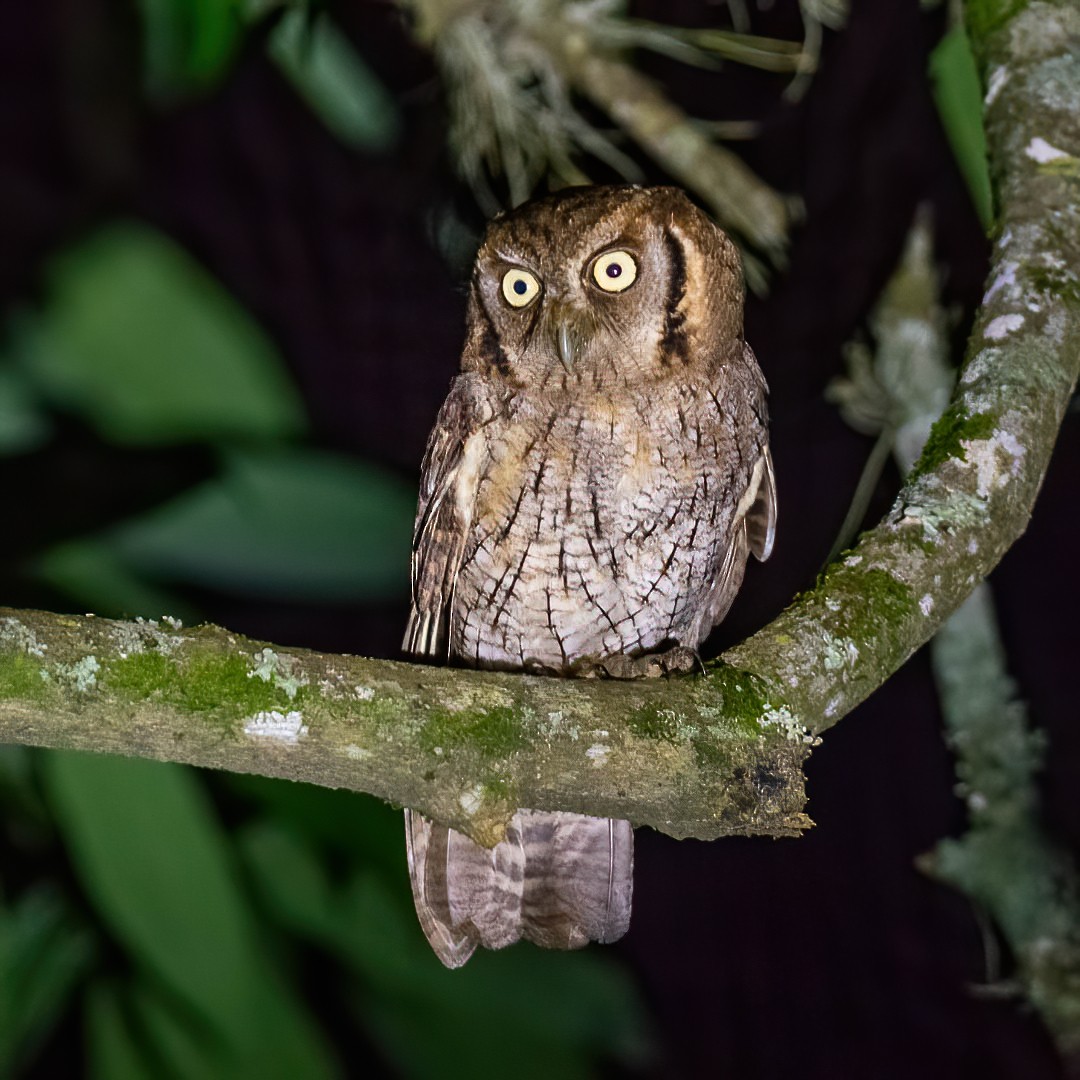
[
  {"left": 501, "top": 268, "right": 541, "bottom": 308},
  {"left": 592, "top": 250, "right": 637, "bottom": 293}
]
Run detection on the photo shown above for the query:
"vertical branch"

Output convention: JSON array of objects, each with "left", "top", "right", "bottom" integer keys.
[{"left": 833, "top": 208, "right": 1080, "bottom": 1057}]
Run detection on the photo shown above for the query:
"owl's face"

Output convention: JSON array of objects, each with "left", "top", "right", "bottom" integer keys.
[{"left": 461, "top": 186, "right": 745, "bottom": 390}]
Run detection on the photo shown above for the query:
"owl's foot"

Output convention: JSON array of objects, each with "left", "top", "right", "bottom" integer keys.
[{"left": 573, "top": 645, "right": 702, "bottom": 680}]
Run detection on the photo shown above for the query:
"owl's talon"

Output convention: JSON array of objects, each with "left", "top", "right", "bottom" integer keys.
[{"left": 572, "top": 646, "right": 701, "bottom": 681}]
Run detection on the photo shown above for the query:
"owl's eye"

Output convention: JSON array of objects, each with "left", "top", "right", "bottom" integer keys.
[
  {"left": 591, "top": 250, "right": 637, "bottom": 293},
  {"left": 501, "top": 268, "right": 541, "bottom": 308}
]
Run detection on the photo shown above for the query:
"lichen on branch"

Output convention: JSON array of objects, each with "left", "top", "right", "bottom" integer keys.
[{"left": 0, "top": 608, "right": 810, "bottom": 846}]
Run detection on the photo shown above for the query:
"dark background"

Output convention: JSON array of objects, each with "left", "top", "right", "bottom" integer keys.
[{"left": 2, "top": 0, "right": 1077, "bottom": 1076}]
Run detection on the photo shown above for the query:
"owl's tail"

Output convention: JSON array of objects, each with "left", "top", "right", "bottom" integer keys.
[{"left": 404, "top": 808, "right": 634, "bottom": 968}]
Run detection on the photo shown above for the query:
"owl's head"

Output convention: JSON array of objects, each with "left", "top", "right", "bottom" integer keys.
[{"left": 460, "top": 185, "right": 744, "bottom": 389}]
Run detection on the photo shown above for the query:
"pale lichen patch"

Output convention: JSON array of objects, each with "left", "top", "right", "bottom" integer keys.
[
  {"left": 1025, "top": 136, "right": 1069, "bottom": 164},
  {"left": 0, "top": 618, "right": 48, "bottom": 659},
  {"left": 440, "top": 682, "right": 517, "bottom": 715},
  {"left": 759, "top": 704, "right": 816, "bottom": 746},
  {"left": 249, "top": 648, "right": 308, "bottom": 700},
  {"left": 53, "top": 655, "right": 100, "bottom": 692},
  {"left": 822, "top": 635, "right": 859, "bottom": 672},
  {"left": 586, "top": 743, "right": 610, "bottom": 767},
  {"left": 985, "top": 64, "right": 1008, "bottom": 106},
  {"left": 538, "top": 710, "right": 580, "bottom": 739},
  {"left": 243, "top": 709, "right": 308, "bottom": 743},
  {"left": 107, "top": 618, "right": 184, "bottom": 659},
  {"left": 959, "top": 346, "right": 998, "bottom": 388},
  {"left": 919, "top": 594, "right": 934, "bottom": 616},
  {"left": 985, "top": 314, "right": 1025, "bottom": 340},
  {"left": 962, "top": 425, "right": 1026, "bottom": 499},
  {"left": 983, "top": 261, "right": 1017, "bottom": 304},
  {"left": 459, "top": 784, "right": 485, "bottom": 816}
]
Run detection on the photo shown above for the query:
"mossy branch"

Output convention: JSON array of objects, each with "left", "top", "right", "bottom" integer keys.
[
  {"left": 834, "top": 206, "right": 1080, "bottom": 1056},
  {"left": 0, "top": 2, "right": 1077, "bottom": 851},
  {"left": 0, "top": 610, "right": 810, "bottom": 847}
]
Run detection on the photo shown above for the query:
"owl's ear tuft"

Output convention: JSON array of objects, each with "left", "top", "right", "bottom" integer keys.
[{"left": 663, "top": 214, "right": 744, "bottom": 356}]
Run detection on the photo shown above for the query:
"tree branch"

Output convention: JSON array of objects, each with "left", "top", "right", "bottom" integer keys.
[
  {"left": 834, "top": 204, "right": 1080, "bottom": 1057},
  {"left": 0, "top": 2, "right": 1076, "bottom": 850},
  {"left": 0, "top": 609, "right": 811, "bottom": 846},
  {"left": 925, "top": 585, "right": 1080, "bottom": 1059}
]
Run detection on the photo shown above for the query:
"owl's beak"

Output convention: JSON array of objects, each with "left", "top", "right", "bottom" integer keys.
[{"left": 556, "top": 321, "right": 576, "bottom": 372}]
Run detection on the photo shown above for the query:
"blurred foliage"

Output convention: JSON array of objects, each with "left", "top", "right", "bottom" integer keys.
[
  {"left": 42, "top": 752, "right": 340, "bottom": 1078},
  {"left": 267, "top": 6, "right": 401, "bottom": 152},
  {"left": 0, "top": 364, "right": 51, "bottom": 456},
  {"left": 12, "top": 222, "right": 305, "bottom": 446},
  {"left": 0, "top": 884, "right": 96, "bottom": 1076},
  {"left": 134, "top": 0, "right": 247, "bottom": 99},
  {"left": 929, "top": 21, "right": 993, "bottom": 230},
  {"left": 135, "top": 0, "right": 401, "bottom": 151},
  {"left": 0, "top": 122, "right": 651, "bottom": 1078},
  {"left": 41, "top": 447, "right": 414, "bottom": 610},
  {"left": 404, "top": 0, "right": 804, "bottom": 279}
]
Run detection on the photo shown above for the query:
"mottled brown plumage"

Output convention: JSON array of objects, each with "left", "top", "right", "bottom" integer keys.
[{"left": 403, "top": 185, "right": 776, "bottom": 968}]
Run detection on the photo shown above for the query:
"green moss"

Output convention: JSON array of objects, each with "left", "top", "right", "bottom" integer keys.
[
  {"left": 858, "top": 568, "right": 918, "bottom": 624},
  {"left": 628, "top": 702, "right": 681, "bottom": 744},
  {"left": 181, "top": 653, "right": 307, "bottom": 714},
  {"left": 102, "top": 652, "right": 178, "bottom": 696},
  {"left": 100, "top": 649, "right": 312, "bottom": 723},
  {"left": 800, "top": 565, "right": 916, "bottom": 646},
  {"left": 0, "top": 653, "right": 51, "bottom": 703},
  {"left": 420, "top": 705, "right": 530, "bottom": 760},
  {"left": 711, "top": 667, "right": 773, "bottom": 732},
  {"left": 481, "top": 778, "right": 513, "bottom": 802},
  {"left": 908, "top": 406, "right": 997, "bottom": 479},
  {"left": 1029, "top": 266, "right": 1080, "bottom": 306}
]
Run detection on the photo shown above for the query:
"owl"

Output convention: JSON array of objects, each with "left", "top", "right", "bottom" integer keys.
[{"left": 403, "top": 185, "right": 776, "bottom": 968}]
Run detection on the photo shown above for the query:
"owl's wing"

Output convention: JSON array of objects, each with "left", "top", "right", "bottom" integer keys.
[
  {"left": 745, "top": 444, "right": 777, "bottom": 562},
  {"left": 741, "top": 342, "right": 777, "bottom": 563},
  {"left": 403, "top": 375, "right": 491, "bottom": 659},
  {"left": 700, "top": 346, "right": 777, "bottom": 632}
]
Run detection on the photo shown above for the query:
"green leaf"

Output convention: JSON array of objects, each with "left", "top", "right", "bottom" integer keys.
[
  {"left": 85, "top": 981, "right": 154, "bottom": 1080},
  {"left": 42, "top": 752, "right": 339, "bottom": 1079},
  {"left": 929, "top": 24, "right": 994, "bottom": 230},
  {"left": 134, "top": 0, "right": 248, "bottom": 100},
  {"left": 238, "top": 825, "right": 653, "bottom": 1080},
  {"left": 345, "top": 875, "right": 654, "bottom": 1079},
  {"left": 0, "top": 361, "right": 51, "bottom": 456},
  {"left": 104, "top": 447, "right": 413, "bottom": 602},
  {"left": 0, "top": 887, "right": 96, "bottom": 1074},
  {"left": 227, "top": 772, "right": 404, "bottom": 877},
  {"left": 16, "top": 222, "right": 306, "bottom": 446},
  {"left": 86, "top": 976, "right": 235, "bottom": 1080},
  {"left": 267, "top": 10, "right": 400, "bottom": 152},
  {"left": 0, "top": 745, "right": 50, "bottom": 832}
]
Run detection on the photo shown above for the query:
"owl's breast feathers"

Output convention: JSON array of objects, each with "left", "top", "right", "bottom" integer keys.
[{"left": 404, "top": 349, "right": 774, "bottom": 672}]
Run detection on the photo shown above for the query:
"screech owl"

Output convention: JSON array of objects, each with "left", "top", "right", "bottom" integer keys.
[{"left": 403, "top": 184, "right": 776, "bottom": 968}]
